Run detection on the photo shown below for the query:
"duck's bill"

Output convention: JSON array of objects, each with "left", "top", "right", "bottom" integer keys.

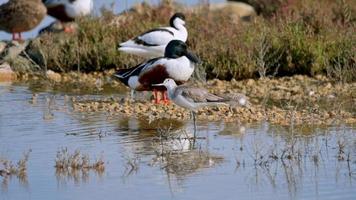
[
  {"left": 185, "top": 51, "right": 201, "bottom": 64},
  {"left": 152, "top": 83, "right": 164, "bottom": 86}
]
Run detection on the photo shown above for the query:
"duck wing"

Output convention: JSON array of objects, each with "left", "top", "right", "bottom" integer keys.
[
  {"left": 121, "top": 27, "right": 175, "bottom": 47},
  {"left": 113, "top": 57, "right": 161, "bottom": 85},
  {"left": 175, "top": 86, "right": 225, "bottom": 103},
  {"left": 0, "top": 2, "right": 14, "bottom": 28}
]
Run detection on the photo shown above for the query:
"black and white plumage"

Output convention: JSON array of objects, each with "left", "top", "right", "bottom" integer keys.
[
  {"left": 42, "top": 0, "right": 93, "bottom": 22},
  {"left": 113, "top": 40, "right": 200, "bottom": 93},
  {"left": 118, "top": 13, "right": 188, "bottom": 58}
]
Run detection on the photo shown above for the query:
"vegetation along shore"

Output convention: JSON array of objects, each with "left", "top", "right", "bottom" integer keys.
[{"left": 0, "top": 0, "right": 355, "bottom": 126}]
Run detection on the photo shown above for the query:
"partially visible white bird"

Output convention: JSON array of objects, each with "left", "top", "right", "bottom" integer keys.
[
  {"left": 42, "top": 0, "right": 93, "bottom": 32},
  {"left": 118, "top": 13, "right": 188, "bottom": 58}
]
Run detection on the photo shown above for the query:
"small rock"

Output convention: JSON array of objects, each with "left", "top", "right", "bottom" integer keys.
[
  {"left": 246, "top": 79, "right": 255, "bottom": 86},
  {"left": 308, "top": 90, "right": 315, "bottom": 96},
  {"left": 0, "top": 63, "right": 16, "bottom": 82},
  {"left": 325, "top": 83, "right": 332, "bottom": 89},
  {"left": 327, "top": 94, "right": 336, "bottom": 99},
  {"left": 208, "top": 2, "right": 256, "bottom": 22},
  {"left": 211, "top": 79, "right": 224, "bottom": 87},
  {"left": 46, "top": 70, "right": 61, "bottom": 82}
]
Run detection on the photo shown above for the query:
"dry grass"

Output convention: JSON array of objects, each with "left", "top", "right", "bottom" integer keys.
[
  {"left": 23, "top": 0, "right": 355, "bottom": 82},
  {"left": 233, "top": 125, "right": 355, "bottom": 191},
  {"left": 0, "top": 150, "right": 31, "bottom": 189},
  {"left": 55, "top": 148, "right": 105, "bottom": 173}
]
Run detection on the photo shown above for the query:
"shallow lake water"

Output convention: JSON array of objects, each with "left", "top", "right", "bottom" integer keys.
[{"left": 0, "top": 82, "right": 355, "bottom": 200}]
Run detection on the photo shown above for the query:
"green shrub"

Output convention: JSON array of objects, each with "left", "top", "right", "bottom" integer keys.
[{"left": 324, "top": 33, "right": 356, "bottom": 82}]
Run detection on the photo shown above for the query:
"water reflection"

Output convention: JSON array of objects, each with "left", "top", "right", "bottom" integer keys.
[
  {"left": 114, "top": 117, "right": 224, "bottom": 183},
  {"left": 231, "top": 124, "right": 356, "bottom": 199},
  {"left": 1, "top": 83, "right": 356, "bottom": 199},
  {"left": 108, "top": 116, "right": 356, "bottom": 198}
]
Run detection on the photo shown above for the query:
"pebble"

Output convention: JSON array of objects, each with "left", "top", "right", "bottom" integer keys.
[
  {"left": 46, "top": 70, "right": 61, "bottom": 82},
  {"left": 0, "top": 63, "right": 16, "bottom": 82}
]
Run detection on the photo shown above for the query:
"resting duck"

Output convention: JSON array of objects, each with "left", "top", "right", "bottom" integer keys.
[
  {"left": 118, "top": 13, "right": 188, "bottom": 58},
  {"left": 114, "top": 40, "right": 200, "bottom": 103},
  {"left": 0, "top": 0, "right": 47, "bottom": 41},
  {"left": 42, "top": 0, "right": 93, "bottom": 32}
]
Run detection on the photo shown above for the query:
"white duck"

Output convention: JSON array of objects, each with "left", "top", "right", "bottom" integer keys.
[{"left": 118, "top": 13, "right": 188, "bottom": 58}]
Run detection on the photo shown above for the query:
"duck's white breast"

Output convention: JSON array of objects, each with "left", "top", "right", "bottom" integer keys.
[{"left": 163, "top": 57, "right": 194, "bottom": 81}]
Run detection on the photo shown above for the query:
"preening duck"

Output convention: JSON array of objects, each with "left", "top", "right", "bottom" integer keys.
[
  {"left": 114, "top": 40, "right": 200, "bottom": 103},
  {"left": 0, "top": 0, "right": 47, "bottom": 41},
  {"left": 118, "top": 13, "right": 188, "bottom": 58}
]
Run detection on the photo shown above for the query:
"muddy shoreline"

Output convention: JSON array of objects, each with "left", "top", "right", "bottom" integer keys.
[{"left": 7, "top": 71, "right": 354, "bottom": 126}]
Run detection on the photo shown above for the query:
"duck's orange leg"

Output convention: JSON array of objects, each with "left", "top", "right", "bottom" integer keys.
[
  {"left": 64, "top": 26, "right": 75, "bottom": 33},
  {"left": 62, "top": 22, "right": 75, "bottom": 33},
  {"left": 161, "top": 91, "right": 170, "bottom": 105},
  {"left": 153, "top": 89, "right": 160, "bottom": 104}
]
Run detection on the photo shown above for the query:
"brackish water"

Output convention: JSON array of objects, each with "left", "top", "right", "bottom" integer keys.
[{"left": 0, "top": 82, "right": 356, "bottom": 200}]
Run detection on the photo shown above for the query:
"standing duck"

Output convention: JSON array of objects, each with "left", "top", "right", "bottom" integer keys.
[
  {"left": 114, "top": 40, "right": 200, "bottom": 103},
  {"left": 42, "top": 0, "right": 93, "bottom": 32},
  {"left": 0, "top": 0, "right": 47, "bottom": 41},
  {"left": 118, "top": 13, "right": 188, "bottom": 58}
]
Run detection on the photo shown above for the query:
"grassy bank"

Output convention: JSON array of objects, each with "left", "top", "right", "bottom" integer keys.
[{"left": 27, "top": 0, "right": 355, "bottom": 82}]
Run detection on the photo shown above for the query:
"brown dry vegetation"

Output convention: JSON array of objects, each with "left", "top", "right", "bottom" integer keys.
[
  {"left": 0, "top": 150, "right": 31, "bottom": 188},
  {"left": 55, "top": 148, "right": 105, "bottom": 172},
  {"left": 23, "top": 0, "right": 356, "bottom": 82},
  {"left": 54, "top": 148, "right": 105, "bottom": 183}
]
